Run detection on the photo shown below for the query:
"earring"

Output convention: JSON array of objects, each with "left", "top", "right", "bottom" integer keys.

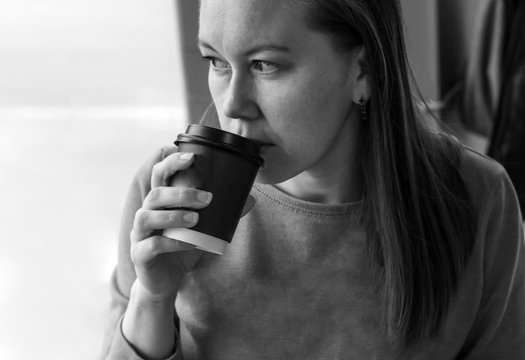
[{"left": 359, "top": 97, "right": 368, "bottom": 121}]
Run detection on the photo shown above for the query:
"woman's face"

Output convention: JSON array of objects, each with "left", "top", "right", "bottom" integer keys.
[{"left": 199, "top": 0, "right": 363, "bottom": 186}]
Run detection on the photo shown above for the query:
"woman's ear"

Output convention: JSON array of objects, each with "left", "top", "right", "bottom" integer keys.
[{"left": 351, "top": 46, "right": 370, "bottom": 103}]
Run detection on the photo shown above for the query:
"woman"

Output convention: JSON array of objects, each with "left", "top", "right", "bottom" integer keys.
[{"left": 101, "top": 0, "right": 525, "bottom": 359}]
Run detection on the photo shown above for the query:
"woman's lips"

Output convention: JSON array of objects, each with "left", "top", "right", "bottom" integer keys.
[
  {"left": 247, "top": 138, "right": 271, "bottom": 148},
  {"left": 244, "top": 137, "right": 274, "bottom": 156},
  {"left": 258, "top": 144, "right": 275, "bottom": 156}
]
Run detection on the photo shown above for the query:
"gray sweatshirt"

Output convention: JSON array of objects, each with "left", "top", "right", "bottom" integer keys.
[{"left": 101, "top": 146, "right": 525, "bottom": 359}]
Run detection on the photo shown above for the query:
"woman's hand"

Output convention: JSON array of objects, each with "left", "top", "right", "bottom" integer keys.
[
  {"left": 129, "top": 152, "right": 212, "bottom": 300},
  {"left": 123, "top": 150, "right": 256, "bottom": 358}
]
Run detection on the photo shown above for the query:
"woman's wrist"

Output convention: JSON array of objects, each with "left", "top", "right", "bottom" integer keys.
[
  {"left": 131, "top": 280, "right": 178, "bottom": 308},
  {"left": 122, "top": 280, "right": 177, "bottom": 359}
]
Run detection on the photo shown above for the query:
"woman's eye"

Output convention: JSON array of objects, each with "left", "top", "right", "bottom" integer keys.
[
  {"left": 202, "top": 56, "right": 230, "bottom": 70},
  {"left": 252, "top": 60, "right": 278, "bottom": 74}
]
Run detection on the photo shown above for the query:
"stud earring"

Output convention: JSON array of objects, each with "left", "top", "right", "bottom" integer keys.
[{"left": 359, "top": 97, "right": 368, "bottom": 121}]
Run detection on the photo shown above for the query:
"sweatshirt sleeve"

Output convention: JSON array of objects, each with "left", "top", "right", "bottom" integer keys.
[
  {"left": 99, "top": 146, "right": 179, "bottom": 360},
  {"left": 462, "top": 169, "right": 525, "bottom": 359}
]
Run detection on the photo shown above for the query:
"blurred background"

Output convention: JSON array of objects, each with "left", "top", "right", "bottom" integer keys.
[
  {"left": 0, "top": 0, "right": 520, "bottom": 359},
  {"left": 0, "top": 1, "right": 186, "bottom": 359}
]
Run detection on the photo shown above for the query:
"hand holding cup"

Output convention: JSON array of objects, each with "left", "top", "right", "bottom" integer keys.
[{"left": 129, "top": 152, "right": 212, "bottom": 299}]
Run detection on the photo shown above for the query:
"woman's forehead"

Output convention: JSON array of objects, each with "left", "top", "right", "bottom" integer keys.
[
  {"left": 198, "top": 0, "right": 307, "bottom": 34},
  {"left": 199, "top": 0, "right": 310, "bottom": 51}
]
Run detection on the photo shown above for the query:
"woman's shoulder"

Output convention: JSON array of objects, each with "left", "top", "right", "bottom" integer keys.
[
  {"left": 128, "top": 146, "right": 178, "bottom": 195},
  {"left": 134, "top": 146, "right": 178, "bottom": 176},
  {"left": 458, "top": 145, "right": 518, "bottom": 215},
  {"left": 458, "top": 145, "right": 507, "bottom": 187},
  {"left": 148, "top": 145, "right": 178, "bottom": 165}
]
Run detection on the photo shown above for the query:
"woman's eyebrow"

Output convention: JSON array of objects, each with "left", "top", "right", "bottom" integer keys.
[
  {"left": 243, "top": 45, "right": 292, "bottom": 55},
  {"left": 198, "top": 39, "right": 291, "bottom": 55},
  {"left": 197, "top": 39, "right": 215, "bottom": 51}
]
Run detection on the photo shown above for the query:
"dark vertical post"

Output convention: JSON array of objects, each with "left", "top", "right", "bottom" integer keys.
[
  {"left": 174, "top": 0, "right": 210, "bottom": 123},
  {"left": 437, "top": 0, "right": 489, "bottom": 97}
]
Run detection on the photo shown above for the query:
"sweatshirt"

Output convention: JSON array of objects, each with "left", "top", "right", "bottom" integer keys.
[{"left": 101, "top": 146, "right": 525, "bottom": 359}]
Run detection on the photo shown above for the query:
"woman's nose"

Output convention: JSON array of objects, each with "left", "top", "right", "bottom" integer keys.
[{"left": 222, "top": 74, "right": 259, "bottom": 120}]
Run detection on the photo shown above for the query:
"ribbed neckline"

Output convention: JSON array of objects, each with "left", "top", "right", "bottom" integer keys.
[{"left": 252, "top": 183, "right": 363, "bottom": 220}]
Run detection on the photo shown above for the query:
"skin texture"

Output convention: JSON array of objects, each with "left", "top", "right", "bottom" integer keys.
[{"left": 199, "top": 0, "right": 369, "bottom": 204}]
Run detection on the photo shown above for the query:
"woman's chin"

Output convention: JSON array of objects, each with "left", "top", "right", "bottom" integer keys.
[
  {"left": 255, "top": 164, "right": 297, "bottom": 186},
  {"left": 254, "top": 171, "right": 280, "bottom": 185}
]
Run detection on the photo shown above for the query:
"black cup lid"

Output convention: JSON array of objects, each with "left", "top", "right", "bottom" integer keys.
[{"left": 175, "top": 125, "right": 264, "bottom": 167}]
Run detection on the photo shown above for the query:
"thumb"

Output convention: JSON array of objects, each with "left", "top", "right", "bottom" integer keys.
[{"left": 241, "top": 194, "right": 256, "bottom": 217}]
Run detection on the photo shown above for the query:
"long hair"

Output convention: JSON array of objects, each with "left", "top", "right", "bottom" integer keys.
[{"left": 300, "top": 0, "right": 476, "bottom": 345}]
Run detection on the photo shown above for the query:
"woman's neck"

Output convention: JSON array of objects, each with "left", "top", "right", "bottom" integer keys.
[
  {"left": 275, "top": 170, "right": 362, "bottom": 204},
  {"left": 275, "top": 134, "right": 363, "bottom": 204}
]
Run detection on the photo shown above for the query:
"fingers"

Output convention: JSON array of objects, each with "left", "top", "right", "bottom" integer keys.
[
  {"left": 132, "top": 151, "right": 214, "bottom": 245},
  {"left": 143, "top": 186, "right": 213, "bottom": 211},
  {"left": 131, "top": 235, "right": 197, "bottom": 266},
  {"left": 241, "top": 194, "right": 256, "bottom": 217},
  {"left": 151, "top": 152, "right": 194, "bottom": 188},
  {"left": 131, "top": 208, "right": 199, "bottom": 243}
]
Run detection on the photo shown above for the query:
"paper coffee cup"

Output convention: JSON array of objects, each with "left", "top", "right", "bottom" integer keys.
[{"left": 163, "top": 125, "right": 264, "bottom": 255}]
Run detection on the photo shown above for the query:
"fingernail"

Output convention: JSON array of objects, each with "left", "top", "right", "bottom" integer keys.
[
  {"left": 179, "top": 153, "right": 194, "bottom": 160},
  {"left": 183, "top": 212, "right": 198, "bottom": 224},
  {"left": 197, "top": 191, "right": 212, "bottom": 204}
]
